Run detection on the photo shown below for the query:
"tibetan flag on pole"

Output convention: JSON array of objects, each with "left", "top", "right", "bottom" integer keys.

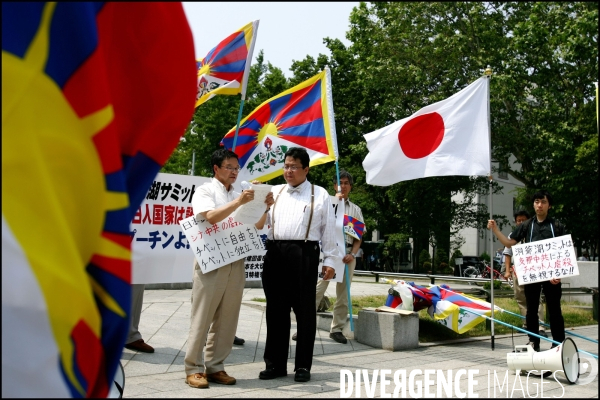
[
  {"left": 221, "top": 68, "right": 339, "bottom": 183},
  {"left": 343, "top": 215, "right": 365, "bottom": 240},
  {"left": 429, "top": 286, "right": 502, "bottom": 334},
  {"left": 195, "top": 20, "right": 259, "bottom": 107},
  {"left": 363, "top": 77, "right": 490, "bottom": 186},
  {"left": 2, "top": 2, "right": 196, "bottom": 397}
]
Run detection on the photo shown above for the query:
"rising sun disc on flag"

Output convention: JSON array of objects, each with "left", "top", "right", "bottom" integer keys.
[{"left": 398, "top": 112, "right": 445, "bottom": 159}]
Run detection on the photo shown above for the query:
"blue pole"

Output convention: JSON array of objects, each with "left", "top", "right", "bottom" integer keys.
[
  {"left": 501, "top": 308, "right": 598, "bottom": 344},
  {"left": 461, "top": 307, "right": 598, "bottom": 359},
  {"left": 232, "top": 98, "right": 245, "bottom": 152}
]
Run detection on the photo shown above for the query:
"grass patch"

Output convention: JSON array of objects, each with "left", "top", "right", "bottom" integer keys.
[
  {"left": 325, "top": 295, "right": 596, "bottom": 343},
  {"left": 251, "top": 297, "right": 266, "bottom": 302}
]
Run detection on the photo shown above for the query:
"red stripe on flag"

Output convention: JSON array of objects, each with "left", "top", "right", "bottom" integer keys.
[
  {"left": 91, "top": 254, "right": 131, "bottom": 283},
  {"left": 279, "top": 100, "right": 322, "bottom": 128}
]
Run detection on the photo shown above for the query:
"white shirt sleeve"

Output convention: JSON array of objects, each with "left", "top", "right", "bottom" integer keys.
[
  {"left": 191, "top": 183, "right": 215, "bottom": 220},
  {"left": 319, "top": 190, "right": 341, "bottom": 268}
]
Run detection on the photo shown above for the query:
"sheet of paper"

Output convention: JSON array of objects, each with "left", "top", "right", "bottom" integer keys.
[
  {"left": 179, "top": 215, "right": 265, "bottom": 274},
  {"left": 511, "top": 234, "right": 579, "bottom": 284},
  {"left": 231, "top": 184, "right": 273, "bottom": 224}
]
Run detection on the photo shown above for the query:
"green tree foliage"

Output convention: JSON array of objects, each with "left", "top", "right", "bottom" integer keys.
[
  {"left": 162, "top": 2, "right": 597, "bottom": 260},
  {"left": 435, "top": 248, "right": 449, "bottom": 270}
]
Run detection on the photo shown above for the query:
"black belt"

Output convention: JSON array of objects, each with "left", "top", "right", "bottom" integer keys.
[{"left": 266, "top": 239, "right": 319, "bottom": 246}]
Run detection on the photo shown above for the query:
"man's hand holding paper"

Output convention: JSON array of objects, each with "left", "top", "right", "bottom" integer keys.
[{"left": 233, "top": 181, "right": 274, "bottom": 224}]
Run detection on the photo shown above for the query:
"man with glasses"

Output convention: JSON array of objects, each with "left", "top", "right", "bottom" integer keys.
[
  {"left": 185, "top": 149, "right": 274, "bottom": 389},
  {"left": 258, "top": 147, "right": 340, "bottom": 383}
]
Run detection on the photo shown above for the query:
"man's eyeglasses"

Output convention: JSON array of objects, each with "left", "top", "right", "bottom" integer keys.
[
  {"left": 220, "top": 166, "right": 241, "bottom": 172},
  {"left": 283, "top": 165, "right": 303, "bottom": 171}
]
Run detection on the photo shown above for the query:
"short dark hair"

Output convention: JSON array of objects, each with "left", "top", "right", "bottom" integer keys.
[
  {"left": 284, "top": 147, "right": 309, "bottom": 169},
  {"left": 211, "top": 149, "right": 239, "bottom": 176},
  {"left": 514, "top": 210, "right": 530, "bottom": 220},
  {"left": 532, "top": 190, "right": 553, "bottom": 206},
  {"left": 333, "top": 170, "right": 353, "bottom": 186}
]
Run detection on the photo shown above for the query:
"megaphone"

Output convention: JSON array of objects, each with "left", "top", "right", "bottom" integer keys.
[{"left": 506, "top": 337, "right": 580, "bottom": 384}]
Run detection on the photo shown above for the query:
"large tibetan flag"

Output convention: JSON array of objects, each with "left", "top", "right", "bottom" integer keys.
[
  {"left": 221, "top": 68, "right": 339, "bottom": 183},
  {"left": 363, "top": 76, "right": 490, "bottom": 185},
  {"left": 2, "top": 2, "right": 196, "bottom": 398},
  {"left": 385, "top": 283, "right": 502, "bottom": 333},
  {"left": 430, "top": 286, "right": 502, "bottom": 334},
  {"left": 195, "top": 20, "right": 259, "bottom": 107}
]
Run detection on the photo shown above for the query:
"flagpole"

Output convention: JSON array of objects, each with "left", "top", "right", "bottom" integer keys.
[
  {"left": 232, "top": 98, "right": 245, "bottom": 152},
  {"left": 484, "top": 66, "right": 495, "bottom": 350},
  {"left": 325, "top": 65, "right": 353, "bottom": 332},
  {"left": 459, "top": 308, "right": 598, "bottom": 359}
]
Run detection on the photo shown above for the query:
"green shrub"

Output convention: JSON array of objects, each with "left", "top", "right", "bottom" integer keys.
[{"left": 483, "top": 280, "right": 503, "bottom": 290}]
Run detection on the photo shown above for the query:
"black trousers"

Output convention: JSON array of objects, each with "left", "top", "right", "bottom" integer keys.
[
  {"left": 262, "top": 240, "right": 320, "bottom": 372},
  {"left": 524, "top": 280, "right": 565, "bottom": 344}
]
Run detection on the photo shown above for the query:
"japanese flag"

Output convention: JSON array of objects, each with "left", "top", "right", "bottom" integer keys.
[{"left": 362, "top": 77, "right": 490, "bottom": 186}]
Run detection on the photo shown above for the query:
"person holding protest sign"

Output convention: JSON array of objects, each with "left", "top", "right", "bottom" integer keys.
[
  {"left": 488, "top": 190, "right": 566, "bottom": 352},
  {"left": 292, "top": 170, "right": 366, "bottom": 345},
  {"left": 259, "top": 147, "right": 340, "bottom": 383},
  {"left": 502, "top": 211, "right": 546, "bottom": 338},
  {"left": 184, "top": 149, "right": 274, "bottom": 389}
]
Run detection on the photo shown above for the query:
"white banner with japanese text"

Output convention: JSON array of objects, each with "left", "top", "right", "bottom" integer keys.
[
  {"left": 179, "top": 215, "right": 265, "bottom": 273},
  {"left": 512, "top": 234, "right": 580, "bottom": 285},
  {"left": 130, "top": 173, "right": 211, "bottom": 283}
]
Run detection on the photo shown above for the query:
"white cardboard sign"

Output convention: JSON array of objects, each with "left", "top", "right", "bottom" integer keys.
[
  {"left": 180, "top": 215, "right": 265, "bottom": 273},
  {"left": 512, "top": 234, "right": 579, "bottom": 284}
]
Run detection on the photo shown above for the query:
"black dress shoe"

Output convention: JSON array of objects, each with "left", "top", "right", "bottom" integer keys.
[
  {"left": 259, "top": 367, "right": 287, "bottom": 380},
  {"left": 233, "top": 336, "right": 245, "bottom": 345},
  {"left": 294, "top": 368, "right": 311, "bottom": 382}
]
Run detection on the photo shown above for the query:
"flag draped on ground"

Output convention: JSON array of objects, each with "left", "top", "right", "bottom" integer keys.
[
  {"left": 195, "top": 20, "right": 259, "bottom": 107},
  {"left": 2, "top": 2, "right": 196, "bottom": 397},
  {"left": 362, "top": 77, "right": 490, "bottom": 185},
  {"left": 385, "top": 282, "right": 502, "bottom": 334},
  {"left": 221, "top": 68, "right": 339, "bottom": 183}
]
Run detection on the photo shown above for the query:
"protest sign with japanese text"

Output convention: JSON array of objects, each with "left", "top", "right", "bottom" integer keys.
[
  {"left": 180, "top": 215, "right": 265, "bottom": 274},
  {"left": 512, "top": 234, "right": 579, "bottom": 284},
  {"left": 131, "top": 173, "right": 210, "bottom": 283}
]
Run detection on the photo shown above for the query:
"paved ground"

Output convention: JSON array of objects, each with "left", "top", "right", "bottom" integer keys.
[{"left": 121, "top": 277, "right": 598, "bottom": 398}]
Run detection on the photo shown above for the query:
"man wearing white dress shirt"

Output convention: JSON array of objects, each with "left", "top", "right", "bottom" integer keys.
[
  {"left": 184, "top": 149, "right": 273, "bottom": 389},
  {"left": 258, "top": 147, "right": 340, "bottom": 383}
]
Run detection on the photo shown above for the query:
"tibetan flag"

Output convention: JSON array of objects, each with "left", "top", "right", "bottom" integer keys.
[
  {"left": 195, "top": 20, "right": 259, "bottom": 107},
  {"left": 221, "top": 68, "right": 339, "bottom": 183},
  {"left": 429, "top": 286, "right": 502, "bottom": 334},
  {"left": 363, "top": 77, "right": 490, "bottom": 185},
  {"left": 343, "top": 215, "right": 365, "bottom": 240},
  {"left": 2, "top": 2, "right": 196, "bottom": 398}
]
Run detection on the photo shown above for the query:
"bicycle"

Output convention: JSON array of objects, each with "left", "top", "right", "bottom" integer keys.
[{"left": 463, "top": 261, "right": 513, "bottom": 288}]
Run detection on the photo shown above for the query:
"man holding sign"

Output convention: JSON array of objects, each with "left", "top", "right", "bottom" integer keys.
[
  {"left": 487, "top": 190, "right": 566, "bottom": 352},
  {"left": 184, "top": 149, "right": 273, "bottom": 389}
]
